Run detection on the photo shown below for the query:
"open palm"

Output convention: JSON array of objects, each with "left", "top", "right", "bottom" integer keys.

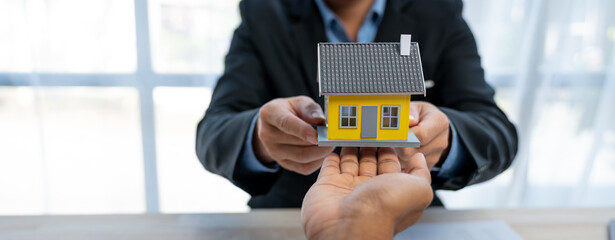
[{"left": 301, "top": 147, "right": 433, "bottom": 239}]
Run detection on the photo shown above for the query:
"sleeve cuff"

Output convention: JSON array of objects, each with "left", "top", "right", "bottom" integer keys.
[
  {"left": 436, "top": 120, "right": 467, "bottom": 179},
  {"left": 237, "top": 113, "right": 280, "bottom": 174}
]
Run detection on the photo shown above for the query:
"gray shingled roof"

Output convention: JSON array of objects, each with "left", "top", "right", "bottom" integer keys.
[{"left": 318, "top": 42, "right": 425, "bottom": 96}]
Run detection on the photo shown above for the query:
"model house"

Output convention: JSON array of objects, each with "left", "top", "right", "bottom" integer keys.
[{"left": 316, "top": 35, "right": 426, "bottom": 147}]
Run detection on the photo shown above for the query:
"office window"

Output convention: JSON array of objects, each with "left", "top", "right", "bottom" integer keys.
[
  {"left": 381, "top": 105, "right": 400, "bottom": 129},
  {"left": 0, "top": 0, "right": 242, "bottom": 214},
  {"left": 339, "top": 105, "right": 357, "bottom": 128},
  {"left": 154, "top": 87, "right": 249, "bottom": 213},
  {"left": 0, "top": 0, "right": 136, "bottom": 73},
  {"left": 149, "top": 0, "right": 240, "bottom": 73},
  {"left": 0, "top": 87, "right": 145, "bottom": 214}
]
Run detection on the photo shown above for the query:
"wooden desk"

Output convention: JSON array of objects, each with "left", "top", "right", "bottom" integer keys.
[{"left": 1, "top": 208, "right": 613, "bottom": 240}]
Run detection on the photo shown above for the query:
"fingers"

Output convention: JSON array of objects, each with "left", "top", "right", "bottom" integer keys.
[
  {"left": 340, "top": 147, "right": 403, "bottom": 177},
  {"left": 340, "top": 147, "right": 359, "bottom": 176},
  {"left": 275, "top": 113, "right": 319, "bottom": 145},
  {"left": 291, "top": 96, "right": 326, "bottom": 125},
  {"left": 358, "top": 147, "right": 378, "bottom": 177},
  {"left": 260, "top": 98, "right": 319, "bottom": 145},
  {"left": 259, "top": 124, "right": 319, "bottom": 146},
  {"left": 377, "top": 147, "right": 402, "bottom": 174},
  {"left": 407, "top": 101, "right": 450, "bottom": 147},
  {"left": 420, "top": 134, "right": 450, "bottom": 169},
  {"left": 403, "top": 101, "right": 451, "bottom": 171},
  {"left": 268, "top": 144, "right": 335, "bottom": 164},
  {"left": 318, "top": 153, "right": 341, "bottom": 178},
  {"left": 394, "top": 147, "right": 417, "bottom": 172},
  {"left": 411, "top": 123, "right": 446, "bottom": 147},
  {"left": 410, "top": 108, "right": 449, "bottom": 145},
  {"left": 405, "top": 153, "right": 431, "bottom": 182},
  {"left": 408, "top": 102, "right": 420, "bottom": 127},
  {"left": 398, "top": 123, "right": 450, "bottom": 171}
]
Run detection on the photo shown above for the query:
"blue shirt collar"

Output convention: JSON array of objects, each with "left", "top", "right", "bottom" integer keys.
[{"left": 314, "top": 0, "right": 386, "bottom": 43}]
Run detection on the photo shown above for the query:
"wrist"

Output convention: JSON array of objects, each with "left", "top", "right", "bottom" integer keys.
[
  {"left": 312, "top": 216, "right": 395, "bottom": 240},
  {"left": 344, "top": 217, "right": 396, "bottom": 240},
  {"left": 313, "top": 205, "right": 397, "bottom": 240}
]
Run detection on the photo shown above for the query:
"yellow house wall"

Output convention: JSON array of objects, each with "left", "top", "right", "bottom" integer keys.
[{"left": 327, "top": 95, "right": 410, "bottom": 140}]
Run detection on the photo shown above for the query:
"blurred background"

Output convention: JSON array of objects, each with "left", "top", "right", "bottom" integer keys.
[{"left": 0, "top": 0, "right": 614, "bottom": 215}]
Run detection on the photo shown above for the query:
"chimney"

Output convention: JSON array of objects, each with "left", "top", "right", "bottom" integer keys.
[{"left": 400, "top": 34, "right": 411, "bottom": 56}]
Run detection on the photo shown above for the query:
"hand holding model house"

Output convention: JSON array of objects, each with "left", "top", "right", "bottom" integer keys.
[
  {"left": 252, "top": 35, "right": 452, "bottom": 175},
  {"left": 400, "top": 101, "right": 451, "bottom": 170},
  {"left": 253, "top": 96, "right": 336, "bottom": 175}
]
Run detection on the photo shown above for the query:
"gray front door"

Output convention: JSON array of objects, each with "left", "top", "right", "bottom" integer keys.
[{"left": 361, "top": 106, "right": 378, "bottom": 138}]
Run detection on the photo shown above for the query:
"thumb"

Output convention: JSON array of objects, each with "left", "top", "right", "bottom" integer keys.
[
  {"left": 408, "top": 102, "right": 420, "bottom": 127},
  {"left": 292, "top": 96, "right": 326, "bottom": 125},
  {"left": 407, "top": 153, "right": 431, "bottom": 183}
]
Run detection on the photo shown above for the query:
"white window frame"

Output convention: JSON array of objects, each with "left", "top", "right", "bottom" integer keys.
[
  {"left": 381, "top": 105, "right": 400, "bottom": 129},
  {"left": 0, "top": 0, "right": 218, "bottom": 213},
  {"left": 339, "top": 105, "right": 358, "bottom": 128}
]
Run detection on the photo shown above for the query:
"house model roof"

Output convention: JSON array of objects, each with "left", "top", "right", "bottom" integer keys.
[{"left": 317, "top": 41, "right": 426, "bottom": 96}]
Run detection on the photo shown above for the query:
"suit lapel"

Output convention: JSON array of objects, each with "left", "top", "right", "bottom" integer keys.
[
  {"left": 375, "top": 0, "right": 417, "bottom": 42},
  {"left": 289, "top": 1, "right": 327, "bottom": 102}
]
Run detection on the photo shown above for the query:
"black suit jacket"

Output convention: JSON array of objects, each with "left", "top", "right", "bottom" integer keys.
[{"left": 196, "top": 0, "right": 518, "bottom": 208}]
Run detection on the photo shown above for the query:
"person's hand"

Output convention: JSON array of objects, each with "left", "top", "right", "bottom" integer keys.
[
  {"left": 396, "top": 101, "right": 451, "bottom": 170},
  {"left": 254, "top": 96, "right": 335, "bottom": 175},
  {"left": 301, "top": 147, "right": 433, "bottom": 240}
]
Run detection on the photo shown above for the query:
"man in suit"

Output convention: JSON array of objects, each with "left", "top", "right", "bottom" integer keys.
[{"left": 196, "top": 0, "right": 518, "bottom": 208}]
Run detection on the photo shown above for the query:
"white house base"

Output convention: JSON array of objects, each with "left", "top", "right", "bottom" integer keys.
[{"left": 316, "top": 126, "right": 420, "bottom": 148}]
